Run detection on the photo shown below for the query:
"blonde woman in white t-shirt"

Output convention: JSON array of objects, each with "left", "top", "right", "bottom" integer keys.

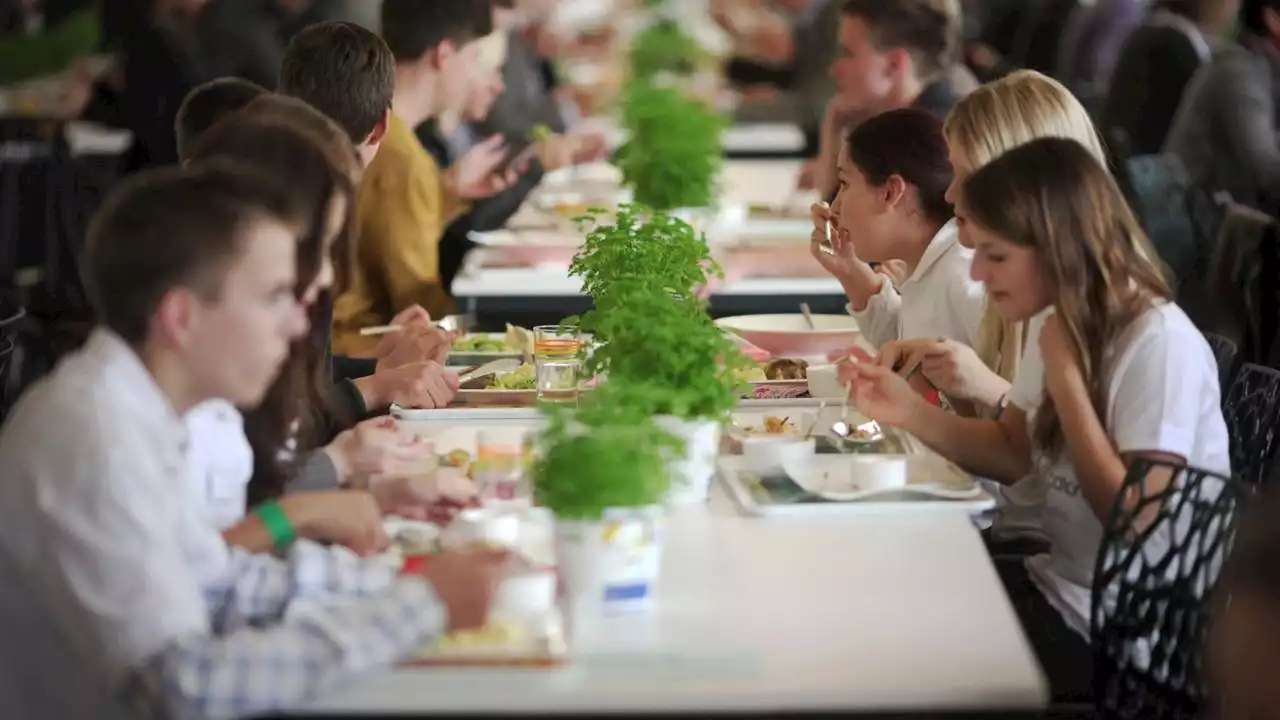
[{"left": 840, "top": 137, "right": 1230, "bottom": 700}]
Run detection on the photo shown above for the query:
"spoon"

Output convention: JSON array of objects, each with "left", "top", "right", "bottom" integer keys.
[
  {"left": 457, "top": 357, "right": 522, "bottom": 385},
  {"left": 799, "top": 302, "right": 815, "bottom": 330},
  {"left": 802, "top": 400, "right": 827, "bottom": 437},
  {"left": 817, "top": 201, "right": 835, "bottom": 256}
]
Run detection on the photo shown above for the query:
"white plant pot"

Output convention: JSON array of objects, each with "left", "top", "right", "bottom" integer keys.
[
  {"left": 654, "top": 415, "right": 722, "bottom": 505},
  {"left": 553, "top": 506, "right": 665, "bottom": 618}
]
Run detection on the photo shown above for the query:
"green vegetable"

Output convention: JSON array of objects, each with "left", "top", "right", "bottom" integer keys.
[
  {"left": 617, "top": 81, "right": 726, "bottom": 210},
  {"left": 531, "top": 400, "right": 679, "bottom": 520},
  {"left": 488, "top": 364, "right": 536, "bottom": 390}
]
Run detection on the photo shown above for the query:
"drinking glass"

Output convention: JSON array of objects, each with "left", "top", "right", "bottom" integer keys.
[{"left": 533, "top": 325, "right": 582, "bottom": 404}]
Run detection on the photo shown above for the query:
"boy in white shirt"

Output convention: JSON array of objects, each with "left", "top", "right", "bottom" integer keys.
[{"left": 0, "top": 163, "right": 509, "bottom": 718}]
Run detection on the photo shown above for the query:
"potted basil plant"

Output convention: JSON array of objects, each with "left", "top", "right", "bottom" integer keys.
[{"left": 532, "top": 396, "right": 678, "bottom": 614}]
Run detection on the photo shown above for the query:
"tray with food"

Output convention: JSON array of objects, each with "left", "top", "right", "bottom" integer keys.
[
  {"left": 718, "top": 454, "right": 995, "bottom": 517},
  {"left": 385, "top": 515, "right": 568, "bottom": 668},
  {"left": 725, "top": 408, "right": 910, "bottom": 455},
  {"left": 449, "top": 324, "right": 534, "bottom": 365},
  {"left": 453, "top": 362, "right": 542, "bottom": 406},
  {"left": 735, "top": 358, "right": 811, "bottom": 399}
]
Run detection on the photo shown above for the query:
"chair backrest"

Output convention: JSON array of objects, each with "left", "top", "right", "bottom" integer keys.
[
  {"left": 1203, "top": 332, "right": 1239, "bottom": 392},
  {"left": 1222, "top": 363, "right": 1280, "bottom": 487},
  {"left": 1092, "top": 458, "right": 1245, "bottom": 719}
]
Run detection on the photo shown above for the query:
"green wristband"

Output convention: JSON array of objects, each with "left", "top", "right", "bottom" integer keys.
[{"left": 255, "top": 500, "right": 296, "bottom": 551}]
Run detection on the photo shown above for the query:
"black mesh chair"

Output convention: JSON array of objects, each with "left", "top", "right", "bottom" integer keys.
[
  {"left": 0, "top": 301, "right": 22, "bottom": 422},
  {"left": 1203, "top": 332, "right": 1239, "bottom": 393},
  {"left": 1222, "top": 363, "right": 1280, "bottom": 487},
  {"left": 1092, "top": 458, "right": 1246, "bottom": 719}
]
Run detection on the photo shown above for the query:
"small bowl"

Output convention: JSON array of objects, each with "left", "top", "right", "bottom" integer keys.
[
  {"left": 741, "top": 436, "right": 816, "bottom": 476},
  {"left": 807, "top": 364, "right": 844, "bottom": 398}
]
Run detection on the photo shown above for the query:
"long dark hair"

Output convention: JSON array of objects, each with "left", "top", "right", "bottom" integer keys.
[
  {"left": 843, "top": 108, "right": 955, "bottom": 228},
  {"left": 962, "top": 138, "right": 1170, "bottom": 455},
  {"left": 187, "top": 105, "right": 359, "bottom": 505}
]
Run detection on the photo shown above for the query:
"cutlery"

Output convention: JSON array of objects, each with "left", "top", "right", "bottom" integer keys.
[
  {"left": 799, "top": 302, "right": 815, "bottom": 330},
  {"left": 817, "top": 201, "right": 835, "bottom": 256},
  {"left": 457, "top": 358, "right": 522, "bottom": 385},
  {"left": 359, "top": 313, "right": 477, "bottom": 337}
]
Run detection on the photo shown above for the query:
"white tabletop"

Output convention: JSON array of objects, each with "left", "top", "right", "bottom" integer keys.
[
  {"left": 300, "top": 485, "right": 1046, "bottom": 714},
  {"left": 452, "top": 262, "right": 842, "bottom": 299}
]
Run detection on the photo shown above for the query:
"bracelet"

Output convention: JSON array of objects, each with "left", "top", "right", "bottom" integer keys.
[
  {"left": 254, "top": 500, "right": 297, "bottom": 551},
  {"left": 992, "top": 393, "right": 1011, "bottom": 420}
]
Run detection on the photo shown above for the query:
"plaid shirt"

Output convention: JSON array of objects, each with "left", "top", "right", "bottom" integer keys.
[{"left": 119, "top": 543, "right": 443, "bottom": 719}]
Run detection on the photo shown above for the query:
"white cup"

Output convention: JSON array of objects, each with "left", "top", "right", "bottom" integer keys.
[
  {"left": 741, "top": 436, "right": 815, "bottom": 476},
  {"left": 807, "top": 364, "right": 844, "bottom": 398}
]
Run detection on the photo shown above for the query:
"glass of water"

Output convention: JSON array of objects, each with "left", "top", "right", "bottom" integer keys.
[{"left": 533, "top": 325, "right": 581, "bottom": 404}]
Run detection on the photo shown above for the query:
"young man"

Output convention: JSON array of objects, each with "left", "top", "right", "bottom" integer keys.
[
  {"left": 174, "top": 77, "right": 269, "bottom": 160},
  {"left": 0, "top": 164, "right": 507, "bottom": 717},
  {"left": 332, "top": 0, "right": 518, "bottom": 355},
  {"left": 814, "top": 0, "right": 965, "bottom": 198},
  {"left": 278, "top": 19, "right": 396, "bottom": 168}
]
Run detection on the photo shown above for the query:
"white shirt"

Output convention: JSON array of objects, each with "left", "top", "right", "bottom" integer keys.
[
  {"left": 0, "top": 329, "right": 443, "bottom": 718},
  {"left": 847, "top": 220, "right": 987, "bottom": 351},
  {"left": 184, "top": 399, "right": 255, "bottom": 531},
  {"left": 987, "top": 309, "right": 1053, "bottom": 543},
  {"left": 1021, "top": 303, "right": 1230, "bottom": 638}
]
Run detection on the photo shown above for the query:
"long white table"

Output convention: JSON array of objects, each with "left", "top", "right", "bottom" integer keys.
[{"left": 298, "top": 477, "right": 1047, "bottom": 715}]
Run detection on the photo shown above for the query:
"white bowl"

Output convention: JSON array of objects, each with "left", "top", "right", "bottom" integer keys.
[
  {"left": 806, "top": 364, "right": 844, "bottom": 398},
  {"left": 788, "top": 455, "right": 909, "bottom": 499},
  {"left": 741, "top": 436, "right": 815, "bottom": 476},
  {"left": 716, "top": 314, "right": 860, "bottom": 358}
]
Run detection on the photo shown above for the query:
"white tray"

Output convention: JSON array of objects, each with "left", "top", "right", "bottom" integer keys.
[{"left": 719, "top": 455, "right": 995, "bottom": 517}]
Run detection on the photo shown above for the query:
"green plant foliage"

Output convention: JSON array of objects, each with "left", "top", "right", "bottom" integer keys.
[
  {"left": 531, "top": 398, "right": 679, "bottom": 520},
  {"left": 616, "top": 81, "right": 725, "bottom": 210},
  {"left": 627, "top": 20, "right": 703, "bottom": 81}
]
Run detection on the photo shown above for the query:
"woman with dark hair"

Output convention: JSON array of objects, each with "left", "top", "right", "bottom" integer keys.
[
  {"left": 840, "top": 137, "right": 1230, "bottom": 700},
  {"left": 808, "top": 107, "right": 985, "bottom": 353},
  {"left": 184, "top": 102, "right": 474, "bottom": 558}
]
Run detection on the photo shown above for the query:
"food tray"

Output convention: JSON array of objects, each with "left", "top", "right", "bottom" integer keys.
[{"left": 402, "top": 610, "right": 570, "bottom": 668}]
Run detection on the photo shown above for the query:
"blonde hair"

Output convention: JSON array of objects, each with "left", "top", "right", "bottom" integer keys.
[{"left": 943, "top": 70, "right": 1109, "bottom": 402}]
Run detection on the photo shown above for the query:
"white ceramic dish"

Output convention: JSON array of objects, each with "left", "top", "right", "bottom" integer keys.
[
  {"left": 492, "top": 568, "right": 558, "bottom": 621},
  {"left": 806, "top": 364, "right": 844, "bottom": 398},
  {"left": 716, "top": 314, "right": 860, "bottom": 357},
  {"left": 787, "top": 455, "right": 979, "bottom": 501},
  {"left": 441, "top": 508, "right": 522, "bottom": 550},
  {"left": 741, "top": 436, "right": 815, "bottom": 476}
]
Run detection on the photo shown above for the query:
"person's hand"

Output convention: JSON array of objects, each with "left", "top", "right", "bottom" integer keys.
[
  {"left": 448, "top": 134, "right": 521, "bottom": 199},
  {"left": 1039, "top": 313, "right": 1083, "bottom": 396},
  {"left": 279, "top": 490, "right": 390, "bottom": 556},
  {"left": 412, "top": 548, "right": 514, "bottom": 633},
  {"left": 823, "top": 94, "right": 869, "bottom": 134},
  {"left": 534, "top": 133, "right": 575, "bottom": 172},
  {"left": 965, "top": 42, "right": 1002, "bottom": 72},
  {"left": 877, "top": 338, "right": 997, "bottom": 403},
  {"left": 369, "top": 360, "right": 461, "bottom": 410},
  {"left": 369, "top": 468, "right": 478, "bottom": 522},
  {"left": 809, "top": 201, "right": 872, "bottom": 282},
  {"left": 837, "top": 360, "right": 927, "bottom": 427},
  {"left": 876, "top": 259, "right": 910, "bottom": 289},
  {"left": 750, "top": 23, "right": 794, "bottom": 64},
  {"left": 373, "top": 305, "right": 431, "bottom": 359},
  {"left": 569, "top": 131, "right": 609, "bottom": 164},
  {"left": 57, "top": 59, "right": 95, "bottom": 120},
  {"left": 375, "top": 322, "right": 454, "bottom": 371},
  {"left": 324, "top": 416, "right": 435, "bottom": 483}
]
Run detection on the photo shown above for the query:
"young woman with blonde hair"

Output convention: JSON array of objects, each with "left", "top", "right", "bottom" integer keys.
[
  {"left": 869, "top": 71, "right": 1111, "bottom": 552},
  {"left": 840, "top": 138, "right": 1229, "bottom": 700}
]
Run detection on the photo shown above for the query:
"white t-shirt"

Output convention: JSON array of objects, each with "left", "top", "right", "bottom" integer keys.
[
  {"left": 985, "top": 310, "right": 1053, "bottom": 543},
  {"left": 1022, "top": 303, "right": 1230, "bottom": 638},
  {"left": 847, "top": 220, "right": 987, "bottom": 351},
  {"left": 183, "top": 399, "right": 254, "bottom": 532}
]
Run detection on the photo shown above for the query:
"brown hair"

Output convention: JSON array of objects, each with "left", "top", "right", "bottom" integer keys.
[
  {"left": 962, "top": 138, "right": 1169, "bottom": 454},
  {"left": 186, "top": 111, "right": 357, "bottom": 505},
  {"left": 840, "top": 0, "right": 961, "bottom": 79},
  {"left": 174, "top": 78, "right": 268, "bottom": 160},
  {"left": 381, "top": 0, "right": 495, "bottom": 61},
  {"left": 83, "top": 162, "right": 307, "bottom": 346},
  {"left": 279, "top": 21, "right": 396, "bottom": 145},
  {"left": 844, "top": 107, "right": 955, "bottom": 227}
]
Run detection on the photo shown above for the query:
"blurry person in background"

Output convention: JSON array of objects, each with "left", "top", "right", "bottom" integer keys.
[
  {"left": 1165, "top": 0, "right": 1280, "bottom": 214},
  {"left": 806, "top": 0, "right": 965, "bottom": 198},
  {"left": 1209, "top": 487, "right": 1280, "bottom": 719},
  {"left": 1104, "top": 0, "right": 1240, "bottom": 156}
]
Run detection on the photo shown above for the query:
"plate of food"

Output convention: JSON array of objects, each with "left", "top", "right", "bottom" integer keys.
[
  {"left": 455, "top": 362, "right": 540, "bottom": 406},
  {"left": 736, "top": 358, "right": 810, "bottom": 399},
  {"left": 449, "top": 325, "right": 534, "bottom": 365}
]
